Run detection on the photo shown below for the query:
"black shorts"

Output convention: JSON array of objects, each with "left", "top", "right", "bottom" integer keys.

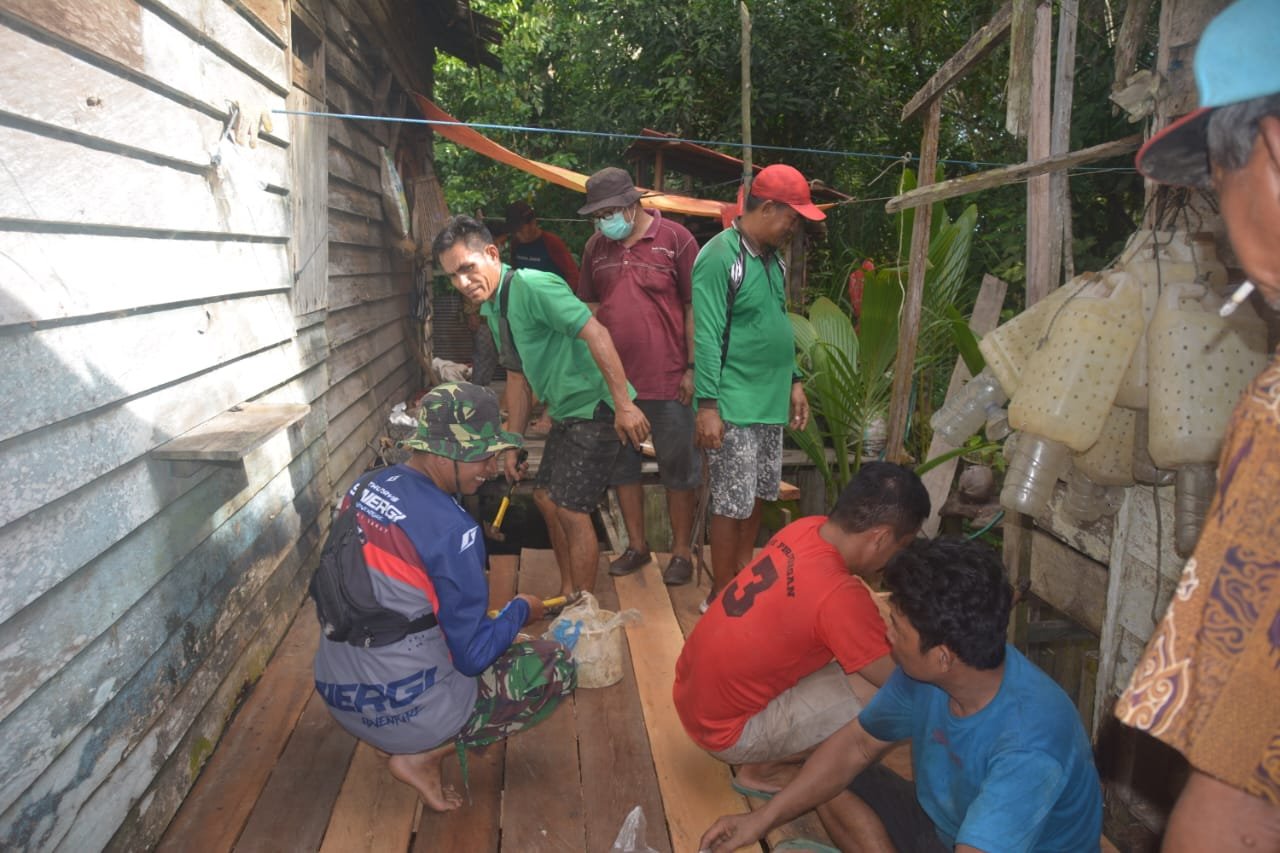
[
  {"left": 848, "top": 764, "right": 948, "bottom": 853},
  {"left": 536, "top": 403, "right": 623, "bottom": 513},
  {"left": 609, "top": 399, "right": 701, "bottom": 490}
]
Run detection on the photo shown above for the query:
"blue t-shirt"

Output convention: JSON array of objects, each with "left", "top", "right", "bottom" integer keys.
[{"left": 859, "top": 646, "right": 1102, "bottom": 852}]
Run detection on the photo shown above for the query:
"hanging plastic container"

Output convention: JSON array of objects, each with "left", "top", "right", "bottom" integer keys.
[
  {"left": 930, "top": 368, "right": 1008, "bottom": 448},
  {"left": 1146, "top": 282, "right": 1268, "bottom": 468},
  {"left": 1009, "top": 271, "right": 1145, "bottom": 451},
  {"left": 979, "top": 275, "right": 1090, "bottom": 396},
  {"left": 1117, "top": 230, "right": 1229, "bottom": 409},
  {"left": 1074, "top": 406, "right": 1137, "bottom": 486},
  {"left": 1132, "top": 410, "right": 1176, "bottom": 486},
  {"left": 1000, "top": 432, "right": 1072, "bottom": 516},
  {"left": 1174, "top": 462, "right": 1217, "bottom": 558}
]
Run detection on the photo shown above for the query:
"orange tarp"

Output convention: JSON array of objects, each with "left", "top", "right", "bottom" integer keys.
[{"left": 412, "top": 94, "right": 730, "bottom": 220}]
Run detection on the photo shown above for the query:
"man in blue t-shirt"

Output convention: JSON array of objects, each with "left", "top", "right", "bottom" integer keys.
[{"left": 699, "top": 537, "right": 1102, "bottom": 853}]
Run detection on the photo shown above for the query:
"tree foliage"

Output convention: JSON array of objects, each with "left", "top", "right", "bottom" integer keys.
[{"left": 433, "top": 0, "right": 1146, "bottom": 316}]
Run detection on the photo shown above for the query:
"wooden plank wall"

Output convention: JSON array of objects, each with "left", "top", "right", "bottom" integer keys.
[{"left": 0, "top": 0, "right": 419, "bottom": 848}]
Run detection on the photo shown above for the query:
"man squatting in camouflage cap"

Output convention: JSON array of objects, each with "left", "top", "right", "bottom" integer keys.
[{"left": 312, "top": 382, "right": 576, "bottom": 811}]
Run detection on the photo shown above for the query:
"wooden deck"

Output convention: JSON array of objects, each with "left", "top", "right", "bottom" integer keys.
[{"left": 160, "top": 548, "right": 891, "bottom": 852}]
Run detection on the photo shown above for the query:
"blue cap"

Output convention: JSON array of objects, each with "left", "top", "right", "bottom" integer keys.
[{"left": 1136, "top": 0, "right": 1280, "bottom": 187}]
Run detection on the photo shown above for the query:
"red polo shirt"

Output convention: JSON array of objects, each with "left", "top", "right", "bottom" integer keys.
[{"left": 578, "top": 211, "right": 698, "bottom": 400}]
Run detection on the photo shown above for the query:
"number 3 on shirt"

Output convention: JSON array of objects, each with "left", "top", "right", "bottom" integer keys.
[{"left": 722, "top": 556, "right": 779, "bottom": 617}]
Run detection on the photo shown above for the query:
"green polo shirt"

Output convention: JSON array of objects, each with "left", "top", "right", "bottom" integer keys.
[
  {"left": 480, "top": 265, "right": 632, "bottom": 421},
  {"left": 692, "top": 225, "right": 795, "bottom": 426}
]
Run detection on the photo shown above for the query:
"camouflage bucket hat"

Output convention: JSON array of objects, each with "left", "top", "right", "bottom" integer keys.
[{"left": 399, "top": 382, "right": 523, "bottom": 461}]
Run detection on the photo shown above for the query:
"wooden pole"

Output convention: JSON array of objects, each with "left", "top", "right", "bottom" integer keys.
[
  {"left": 740, "top": 1, "right": 753, "bottom": 193},
  {"left": 1025, "top": 1, "right": 1053, "bottom": 306},
  {"left": 884, "top": 98, "right": 941, "bottom": 464},
  {"left": 1048, "top": 0, "right": 1079, "bottom": 285}
]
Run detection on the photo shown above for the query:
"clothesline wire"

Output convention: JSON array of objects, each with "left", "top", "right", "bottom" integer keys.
[{"left": 272, "top": 109, "right": 1136, "bottom": 175}]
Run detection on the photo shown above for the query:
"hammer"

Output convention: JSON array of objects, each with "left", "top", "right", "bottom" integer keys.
[{"left": 488, "top": 591, "right": 583, "bottom": 619}]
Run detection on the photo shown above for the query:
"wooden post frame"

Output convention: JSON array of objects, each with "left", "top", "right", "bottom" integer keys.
[{"left": 884, "top": 98, "right": 942, "bottom": 464}]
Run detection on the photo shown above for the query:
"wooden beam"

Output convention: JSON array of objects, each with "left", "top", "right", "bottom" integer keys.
[
  {"left": 152, "top": 403, "right": 310, "bottom": 462},
  {"left": 884, "top": 134, "right": 1140, "bottom": 213},
  {"left": 884, "top": 98, "right": 941, "bottom": 464},
  {"left": 902, "top": 2, "right": 1013, "bottom": 122},
  {"left": 1112, "top": 0, "right": 1154, "bottom": 93},
  {"left": 1026, "top": 0, "right": 1054, "bottom": 306}
]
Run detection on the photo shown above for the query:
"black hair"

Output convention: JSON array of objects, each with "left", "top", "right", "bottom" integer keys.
[
  {"left": 828, "top": 461, "right": 931, "bottom": 539},
  {"left": 882, "top": 536, "right": 1011, "bottom": 670},
  {"left": 431, "top": 215, "right": 493, "bottom": 261},
  {"left": 743, "top": 192, "right": 767, "bottom": 213},
  {"left": 1208, "top": 93, "right": 1280, "bottom": 172}
]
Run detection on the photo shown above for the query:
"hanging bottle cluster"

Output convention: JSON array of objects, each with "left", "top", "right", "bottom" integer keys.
[{"left": 930, "top": 229, "right": 1268, "bottom": 556}]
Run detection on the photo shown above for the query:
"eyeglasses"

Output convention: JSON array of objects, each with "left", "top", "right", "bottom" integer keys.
[{"left": 589, "top": 207, "right": 626, "bottom": 221}]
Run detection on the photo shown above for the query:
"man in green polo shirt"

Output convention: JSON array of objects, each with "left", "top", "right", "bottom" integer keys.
[
  {"left": 693, "top": 164, "right": 821, "bottom": 612},
  {"left": 432, "top": 215, "right": 649, "bottom": 596}
]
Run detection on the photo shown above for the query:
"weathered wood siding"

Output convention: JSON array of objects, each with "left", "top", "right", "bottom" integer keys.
[{"left": 0, "top": 0, "right": 419, "bottom": 848}]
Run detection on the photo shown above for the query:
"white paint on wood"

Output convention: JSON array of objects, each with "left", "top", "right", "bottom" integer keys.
[
  {"left": 290, "top": 85, "right": 328, "bottom": 315},
  {"left": 0, "top": 434, "right": 328, "bottom": 828},
  {"left": 0, "top": 292, "right": 296, "bottom": 443},
  {"left": 325, "top": 294, "right": 410, "bottom": 350},
  {"left": 0, "top": 325, "right": 327, "bottom": 529},
  {"left": 147, "top": 0, "right": 289, "bottom": 91},
  {"left": 0, "top": 125, "right": 289, "bottom": 236},
  {"left": 3, "top": 0, "right": 291, "bottom": 144},
  {"left": 0, "top": 232, "right": 289, "bottom": 325},
  {"left": 2, "top": 472, "right": 327, "bottom": 850}
]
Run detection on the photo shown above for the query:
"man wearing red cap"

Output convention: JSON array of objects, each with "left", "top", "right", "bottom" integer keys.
[
  {"left": 692, "top": 163, "right": 822, "bottom": 612},
  {"left": 1111, "top": 0, "right": 1280, "bottom": 849}
]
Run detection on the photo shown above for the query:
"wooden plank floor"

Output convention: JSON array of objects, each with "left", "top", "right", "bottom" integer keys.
[{"left": 162, "top": 549, "right": 840, "bottom": 852}]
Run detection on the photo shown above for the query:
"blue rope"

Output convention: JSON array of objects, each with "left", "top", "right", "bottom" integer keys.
[{"left": 271, "top": 109, "right": 1135, "bottom": 174}]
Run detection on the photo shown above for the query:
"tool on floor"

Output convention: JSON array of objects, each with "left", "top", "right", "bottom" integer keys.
[{"left": 488, "top": 590, "right": 583, "bottom": 619}]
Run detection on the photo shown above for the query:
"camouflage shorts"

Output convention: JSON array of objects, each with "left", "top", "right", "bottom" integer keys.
[{"left": 456, "top": 639, "right": 576, "bottom": 749}]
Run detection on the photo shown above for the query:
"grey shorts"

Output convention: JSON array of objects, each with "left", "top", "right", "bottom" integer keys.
[
  {"left": 706, "top": 422, "right": 783, "bottom": 519},
  {"left": 536, "top": 403, "right": 623, "bottom": 513},
  {"left": 711, "top": 662, "right": 862, "bottom": 764},
  {"left": 848, "top": 764, "right": 947, "bottom": 853},
  {"left": 609, "top": 399, "right": 700, "bottom": 491}
]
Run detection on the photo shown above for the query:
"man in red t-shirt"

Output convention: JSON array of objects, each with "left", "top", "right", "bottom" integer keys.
[
  {"left": 577, "top": 167, "right": 702, "bottom": 585},
  {"left": 673, "top": 462, "right": 929, "bottom": 794}
]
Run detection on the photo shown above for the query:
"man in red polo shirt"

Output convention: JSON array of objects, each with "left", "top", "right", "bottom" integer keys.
[{"left": 577, "top": 167, "right": 702, "bottom": 585}]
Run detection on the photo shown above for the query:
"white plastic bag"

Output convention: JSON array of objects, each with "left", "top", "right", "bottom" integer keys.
[
  {"left": 609, "top": 805, "right": 659, "bottom": 853},
  {"left": 543, "top": 591, "right": 639, "bottom": 688}
]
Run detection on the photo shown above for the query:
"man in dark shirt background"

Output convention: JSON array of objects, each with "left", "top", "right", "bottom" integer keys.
[{"left": 506, "top": 200, "right": 579, "bottom": 291}]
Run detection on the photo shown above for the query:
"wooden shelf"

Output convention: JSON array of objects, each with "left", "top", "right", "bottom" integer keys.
[{"left": 153, "top": 403, "right": 310, "bottom": 463}]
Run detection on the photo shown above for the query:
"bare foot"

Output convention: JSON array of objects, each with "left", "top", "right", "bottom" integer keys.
[
  {"left": 387, "top": 744, "right": 463, "bottom": 812},
  {"left": 734, "top": 760, "right": 802, "bottom": 794}
]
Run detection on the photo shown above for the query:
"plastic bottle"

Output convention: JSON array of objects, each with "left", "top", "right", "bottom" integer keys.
[
  {"left": 1074, "top": 406, "right": 1136, "bottom": 486},
  {"left": 1174, "top": 462, "right": 1217, "bottom": 558},
  {"left": 1146, "top": 282, "right": 1268, "bottom": 468},
  {"left": 1008, "top": 271, "right": 1145, "bottom": 451},
  {"left": 1000, "top": 432, "right": 1072, "bottom": 516},
  {"left": 930, "top": 368, "right": 1008, "bottom": 448},
  {"left": 1063, "top": 466, "right": 1108, "bottom": 524},
  {"left": 979, "top": 275, "right": 1091, "bottom": 396},
  {"left": 1117, "top": 230, "right": 1229, "bottom": 409}
]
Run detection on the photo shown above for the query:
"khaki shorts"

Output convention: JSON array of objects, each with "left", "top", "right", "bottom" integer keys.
[{"left": 711, "top": 662, "right": 862, "bottom": 764}]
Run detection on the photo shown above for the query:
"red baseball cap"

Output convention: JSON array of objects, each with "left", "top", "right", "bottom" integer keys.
[{"left": 750, "top": 164, "right": 826, "bottom": 221}]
